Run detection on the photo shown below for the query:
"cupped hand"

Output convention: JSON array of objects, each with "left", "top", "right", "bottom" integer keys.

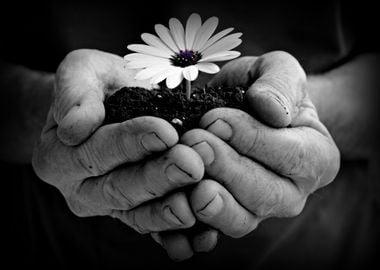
[
  {"left": 32, "top": 49, "right": 205, "bottom": 234},
  {"left": 155, "top": 51, "right": 340, "bottom": 260}
]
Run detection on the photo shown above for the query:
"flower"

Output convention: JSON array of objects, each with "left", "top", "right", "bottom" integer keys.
[{"left": 124, "top": 13, "right": 242, "bottom": 89}]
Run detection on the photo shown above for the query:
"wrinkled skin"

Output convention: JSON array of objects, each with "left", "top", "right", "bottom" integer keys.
[
  {"left": 153, "top": 53, "right": 340, "bottom": 260},
  {"left": 32, "top": 49, "right": 205, "bottom": 234},
  {"left": 32, "top": 49, "right": 340, "bottom": 261}
]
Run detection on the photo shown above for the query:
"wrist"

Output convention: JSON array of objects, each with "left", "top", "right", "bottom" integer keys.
[{"left": 306, "top": 54, "right": 379, "bottom": 160}]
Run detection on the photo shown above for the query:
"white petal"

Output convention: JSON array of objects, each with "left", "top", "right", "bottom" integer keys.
[
  {"left": 166, "top": 68, "right": 184, "bottom": 88},
  {"left": 124, "top": 53, "right": 163, "bottom": 61},
  {"left": 185, "top": 13, "right": 202, "bottom": 49},
  {"left": 127, "top": 44, "right": 171, "bottom": 58},
  {"left": 141, "top": 33, "right": 174, "bottom": 54},
  {"left": 155, "top": 24, "right": 179, "bottom": 52},
  {"left": 150, "top": 67, "right": 177, "bottom": 84},
  {"left": 202, "top": 34, "right": 242, "bottom": 57},
  {"left": 125, "top": 57, "right": 170, "bottom": 69},
  {"left": 135, "top": 65, "right": 171, "bottom": 80},
  {"left": 182, "top": 65, "right": 199, "bottom": 81},
  {"left": 169, "top": 18, "right": 186, "bottom": 50},
  {"left": 200, "top": 51, "right": 241, "bottom": 62},
  {"left": 196, "top": 62, "right": 220, "bottom": 74},
  {"left": 192, "top": 16, "right": 219, "bottom": 51},
  {"left": 199, "top": 28, "right": 234, "bottom": 51}
]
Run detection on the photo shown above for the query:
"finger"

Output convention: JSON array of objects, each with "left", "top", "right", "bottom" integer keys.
[
  {"left": 246, "top": 51, "right": 306, "bottom": 127},
  {"left": 209, "top": 52, "right": 307, "bottom": 127},
  {"left": 151, "top": 232, "right": 163, "bottom": 246},
  {"left": 191, "top": 180, "right": 259, "bottom": 238},
  {"left": 159, "top": 232, "right": 194, "bottom": 261},
  {"left": 200, "top": 108, "right": 340, "bottom": 190},
  {"left": 182, "top": 129, "right": 306, "bottom": 218},
  {"left": 54, "top": 49, "right": 153, "bottom": 146},
  {"left": 111, "top": 192, "right": 195, "bottom": 233},
  {"left": 192, "top": 229, "right": 219, "bottom": 253},
  {"left": 156, "top": 228, "right": 219, "bottom": 254},
  {"left": 76, "top": 144, "right": 204, "bottom": 211},
  {"left": 34, "top": 116, "right": 179, "bottom": 182}
]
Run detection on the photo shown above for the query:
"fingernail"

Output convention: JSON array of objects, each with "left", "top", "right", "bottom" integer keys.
[
  {"left": 197, "top": 193, "right": 223, "bottom": 217},
  {"left": 267, "top": 92, "right": 290, "bottom": 115},
  {"left": 248, "top": 90, "right": 292, "bottom": 127},
  {"left": 206, "top": 119, "right": 232, "bottom": 141},
  {"left": 191, "top": 141, "right": 215, "bottom": 166},
  {"left": 141, "top": 132, "right": 167, "bottom": 151},
  {"left": 255, "top": 90, "right": 290, "bottom": 114},
  {"left": 165, "top": 164, "right": 194, "bottom": 183},
  {"left": 163, "top": 206, "right": 183, "bottom": 226}
]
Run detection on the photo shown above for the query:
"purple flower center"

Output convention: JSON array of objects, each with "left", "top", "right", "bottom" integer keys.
[{"left": 170, "top": 49, "right": 202, "bottom": 67}]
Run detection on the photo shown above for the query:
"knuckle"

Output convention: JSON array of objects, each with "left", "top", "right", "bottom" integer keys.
[
  {"left": 294, "top": 132, "right": 340, "bottom": 192},
  {"left": 253, "top": 181, "right": 284, "bottom": 217},
  {"left": 282, "top": 198, "right": 306, "bottom": 218},
  {"left": 278, "top": 134, "right": 306, "bottom": 177},
  {"left": 65, "top": 196, "right": 91, "bottom": 217},
  {"left": 230, "top": 219, "right": 258, "bottom": 239},
  {"left": 102, "top": 174, "right": 135, "bottom": 210}
]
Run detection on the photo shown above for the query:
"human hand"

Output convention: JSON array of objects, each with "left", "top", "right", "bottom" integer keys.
[
  {"left": 154, "top": 51, "right": 340, "bottom": 260},
  {"left": 32, "top": 49, "right": 204, "bottom": 234}
]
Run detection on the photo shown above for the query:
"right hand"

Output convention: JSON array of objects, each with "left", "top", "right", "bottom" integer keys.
[{"left": 32, "top": 49, "right": 204, "bottom": 234}]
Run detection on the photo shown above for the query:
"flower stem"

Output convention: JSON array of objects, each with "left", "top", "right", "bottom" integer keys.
[{"left": 185, "top": 80, "right": 191, "bottom": 101}]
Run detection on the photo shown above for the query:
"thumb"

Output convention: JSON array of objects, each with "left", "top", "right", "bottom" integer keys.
[
  {"left": 53, "top": 49, "right": 153, "bottom": 146},
  {"left": 209, "top": 51, "right": 307, "bottom": 128}
]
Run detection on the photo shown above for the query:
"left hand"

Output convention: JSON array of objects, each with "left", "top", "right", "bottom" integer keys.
[{"left": 152, "top": 51, "right": 341, "bottom": 260}]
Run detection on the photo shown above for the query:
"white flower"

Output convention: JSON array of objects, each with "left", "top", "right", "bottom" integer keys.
[{"left": 124, "top": 13, "right": 242, "bottom": 89}]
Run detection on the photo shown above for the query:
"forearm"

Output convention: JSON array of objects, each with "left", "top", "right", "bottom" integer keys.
[
  {"left": 307, "top": 54, "right": 379, "bottom": 160},
  {"left": 0, "top": 61, "right": 54, "bottom": 163}
]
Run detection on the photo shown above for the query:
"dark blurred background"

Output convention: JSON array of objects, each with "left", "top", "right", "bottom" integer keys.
[{"left": 1, "top": 0, "right": 378, "bottom": 73}]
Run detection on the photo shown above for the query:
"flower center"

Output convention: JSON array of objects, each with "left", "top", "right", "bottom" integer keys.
[{"left": 170, "top": 49, "right": 202, "bottom": 67}]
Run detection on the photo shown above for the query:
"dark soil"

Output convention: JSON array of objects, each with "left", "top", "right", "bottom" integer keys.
[{"left": 104, "top": 85, "right": 248, "bottom": 135}]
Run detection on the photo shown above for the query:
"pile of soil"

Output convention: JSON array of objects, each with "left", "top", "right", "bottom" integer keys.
[{"left": 104, "top": 86, "right": 248, "bottom": 135}]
